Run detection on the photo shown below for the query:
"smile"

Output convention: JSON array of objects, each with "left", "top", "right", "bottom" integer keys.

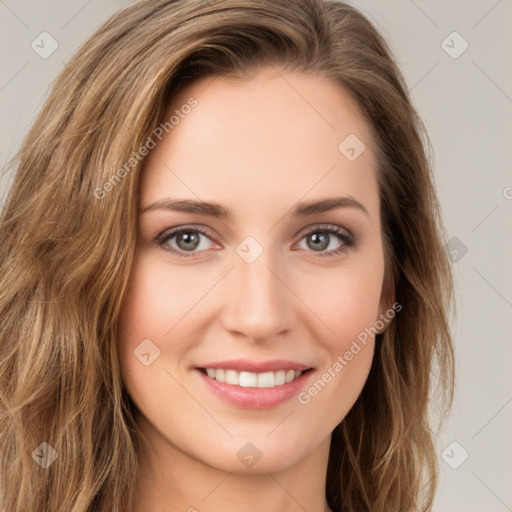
[
  {"left": 195, "top": 366, "right": 315, "bottom": 410},
  {"left": 199, "top": 368, "right": 308, "bottom": 388}
]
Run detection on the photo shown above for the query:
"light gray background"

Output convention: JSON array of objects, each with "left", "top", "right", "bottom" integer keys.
[{"left": 1, "top": 1, "right": 511, "bottom": 510}]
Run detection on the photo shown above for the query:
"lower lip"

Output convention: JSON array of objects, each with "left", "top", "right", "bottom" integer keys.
[{"left": 195, "top": 369, "right": 314, "bottom": 410}]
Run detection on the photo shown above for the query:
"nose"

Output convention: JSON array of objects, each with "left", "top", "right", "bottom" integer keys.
[{"left": 219, "top": 249, "right": 296, "bottom": 343}]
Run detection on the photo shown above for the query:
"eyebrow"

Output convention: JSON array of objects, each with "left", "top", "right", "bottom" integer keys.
[{"left": 141, "top": 196, "right": 369, "bottom": 219}]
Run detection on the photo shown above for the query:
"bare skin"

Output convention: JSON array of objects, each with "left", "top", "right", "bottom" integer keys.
[{"left": 118, "top": 66, "right": 391, "bottom": 512}]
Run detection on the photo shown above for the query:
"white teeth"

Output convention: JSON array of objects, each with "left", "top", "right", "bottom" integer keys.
[
  {"left": 239, "top": 371, "right": 257, "bottom": 387},
  {"left": 257, "top": 371, "right": 274, "bottom": 388},
  {"left": 203, "top": 368, "right": 306, "bottom": 388},
  {"left": 225, "top": 369, "right": 239, "bottom": 385},
  {"left": 274, "top": 370, "right": 286, "bottom": 385}
]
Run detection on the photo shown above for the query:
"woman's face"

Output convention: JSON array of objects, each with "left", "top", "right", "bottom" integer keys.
[{"left": 118, "top": 66, "right": 389, "bottom": 474}]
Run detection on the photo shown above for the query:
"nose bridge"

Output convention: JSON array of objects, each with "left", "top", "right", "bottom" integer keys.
[{"left": 221, "top": 243, "right": 294, "bottom": 341}]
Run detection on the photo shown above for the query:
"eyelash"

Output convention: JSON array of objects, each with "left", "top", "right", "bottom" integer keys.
[{"left": 155, "top": 224, "right": 356, "bottom": 259}]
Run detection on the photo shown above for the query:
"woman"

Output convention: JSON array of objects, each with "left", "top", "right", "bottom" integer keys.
[{"left": 0, "top": 1, "right": 454, "bottom": 510}]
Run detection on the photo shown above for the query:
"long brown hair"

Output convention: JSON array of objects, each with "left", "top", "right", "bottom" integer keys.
[{"left": 0, "top": 1, "right": 454, "bottom": 510}]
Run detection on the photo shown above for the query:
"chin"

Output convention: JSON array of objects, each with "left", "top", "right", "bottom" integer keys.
[{"left": 200, "top": 433, "right": 316, "bottom": 475}]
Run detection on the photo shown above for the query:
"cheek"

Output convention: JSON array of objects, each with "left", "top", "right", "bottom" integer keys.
[
  {"left": 117, "top": 250, "right": 215, "bottom": 393},
  {"left": 117, "top": 254, "right": 172, "bottom": 374},
  {"left": 297, "top": 250, "right": 385, "bottom": 348},
  {"left": 116, "top": 254, "right": 193, "bottom": 419},
  {"left": 118, "top": 252, "right": 196, "bottom": 342}
]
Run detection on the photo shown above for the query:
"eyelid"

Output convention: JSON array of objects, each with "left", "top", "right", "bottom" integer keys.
[
  {"left": 155, "top": 224, "right": 219, "bottom": 245},
  {"left": 293, "top": 222, "right": 353, "bottom": 240}
]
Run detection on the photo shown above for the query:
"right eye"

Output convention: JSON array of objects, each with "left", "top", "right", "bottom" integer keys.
[{"left": 156, "top": 226, "right": 219, "bottom": 258}]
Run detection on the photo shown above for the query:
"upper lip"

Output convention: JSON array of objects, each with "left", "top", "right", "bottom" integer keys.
[{"left": 196, "top": 359, "right": 314, "bottom": 373}]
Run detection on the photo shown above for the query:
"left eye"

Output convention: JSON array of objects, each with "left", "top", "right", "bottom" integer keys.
[
  {"left": 156, "top": 225, "right": 355, "bottom": 258},
  {"left": 295, "top": 226, "right": 355, "bottom": 257}
]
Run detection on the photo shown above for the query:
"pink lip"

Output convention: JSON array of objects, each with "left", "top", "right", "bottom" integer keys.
[
  {"left": 195, "top": 358, "right": 313, "bottom": 373},
  {"left": 194, "top": 367, "right": 315, "bottom": 410}
]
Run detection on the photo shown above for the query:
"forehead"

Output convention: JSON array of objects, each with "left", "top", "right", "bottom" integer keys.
[
  {"left": 164, "top": 67, "right": 373, "bottom": 154},
  {"left": 139, "top": 67, "right": 379, "bottom": 222}
]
